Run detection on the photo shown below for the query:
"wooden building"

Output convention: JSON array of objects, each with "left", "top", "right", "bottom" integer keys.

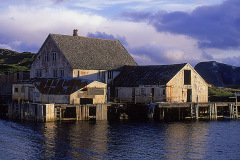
[
  {"left": 112, "top": 63, "right": 208, "bottom": 103},
  {"left": 30, "top": 30, "right": 137, "bottom": 83},
  {"left": 0, "top": 71, "right": 30, "bottom": 117},
  {"left": 9, "top": 77, "right": 107, "bottom": 121}
]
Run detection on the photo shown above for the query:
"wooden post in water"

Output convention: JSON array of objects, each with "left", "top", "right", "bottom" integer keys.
[
  {"left": 229, "top": 104, "right": 233, "bottom": 119},
  {"left": 159, "top": 107, "right": 164, "bottom": 120},
  {"left": 195, "top": 104, "right": 199, "bottom": 119},
  {"left": 209, "top": 103, "right": 217, "bottom": 120}
]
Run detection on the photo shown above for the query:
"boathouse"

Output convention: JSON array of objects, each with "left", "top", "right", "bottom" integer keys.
[
  {"left": 30, "top": 29, "right": 137, "bottom": 83},
  {"left": 112, "top": 63, "right": 208, "bottom": 103},
  {"left": 9, "top": 77, "right": 107, "bottom": 121}
]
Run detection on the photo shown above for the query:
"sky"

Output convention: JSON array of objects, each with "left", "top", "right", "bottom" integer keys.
[{"left": 1, "top": 0, "right": 240, "bottom": 67}]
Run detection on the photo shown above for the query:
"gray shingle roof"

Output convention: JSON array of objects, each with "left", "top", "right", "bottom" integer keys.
[
  {"left": 113, "top": 63, "right": 187, "bottom": 87},
  {"left": 50, "top": 34, "right": 137, "bottom": 70}
]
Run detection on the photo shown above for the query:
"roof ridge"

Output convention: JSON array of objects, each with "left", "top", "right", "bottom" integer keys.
[{"left": 50, "top": 33, "right": 119, "bottom": 42}]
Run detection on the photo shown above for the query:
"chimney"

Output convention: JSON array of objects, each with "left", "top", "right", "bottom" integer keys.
[{"left": 73, "top": 29, "right": 78, "bottom": 36}]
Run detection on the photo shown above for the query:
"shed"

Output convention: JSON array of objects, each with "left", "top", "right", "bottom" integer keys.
[{"left": 112, "top": 63, "right": 208, "bottom": 103}]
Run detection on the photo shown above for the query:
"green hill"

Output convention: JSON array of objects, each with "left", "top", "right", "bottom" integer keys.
[{"left": 0, "top": 49, "right": 36, "bottom": 75}]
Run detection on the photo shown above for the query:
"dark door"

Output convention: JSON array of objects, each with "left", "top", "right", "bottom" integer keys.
[{"left": 187, "top": 89, "right": 192, "bottom": 102}]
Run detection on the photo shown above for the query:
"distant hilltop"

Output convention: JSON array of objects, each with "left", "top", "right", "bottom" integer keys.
[
  {"left": 0, "top": 48, "right": 36, "bottom": 75},
  {"left": 195, "top": 61, "right": 240, "bottom": 87}
]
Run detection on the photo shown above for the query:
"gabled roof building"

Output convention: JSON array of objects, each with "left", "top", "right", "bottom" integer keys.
[
  {"left": 112, "top": 63, "right": 208, "bottom": 103},
  {"left": 30, "top": 30, "right": 137, "bottom": 83}
]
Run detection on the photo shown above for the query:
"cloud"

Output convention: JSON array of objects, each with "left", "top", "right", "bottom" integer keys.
[
  {"left": 121, "top": 0, "right": 240, "bottom": 50},
  {"left": 0, "top": 5, "right": 107, "bottom": 52},
  {"left": 87, "top": 32, "right": 128, "bottom": 45},
  {"left": 222, "top": 55, "right": 240, "bottom": 67}
]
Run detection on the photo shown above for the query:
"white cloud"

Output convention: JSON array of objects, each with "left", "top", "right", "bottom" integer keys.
[
  {"left": 0, "top": 0, "right": 238, "bottom": 66},
  {"left": 0, "top": 44, "right": 13, "bottom": 50}
]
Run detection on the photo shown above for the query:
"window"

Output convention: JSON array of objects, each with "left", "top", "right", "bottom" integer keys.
[
  {"left": 53, "top": 69, "right": 58, "bottom": 77},
  {"left": 163, "top": 89, "right": 165, "bottom": 96},
  {"left": 78, "top": 71, "right": 80, "bottom": 77},
  {"left": 15, "top": 88, "right": 18, "bottom": 93},
  {"left": 16, "top": 73, "right": 20, "bottom": 80},
  {"left": 36, "top": 70, "right": 42, "bottom": 77},
  {"left": 141, "top": 88, "right": 145, "bottom": 95},
  {"left": 21, "top": 87, "right": 25, "bottom": 93},
  {"left": 52, "top": 52, "right": 57, "bottom": 62},
  {"left": 184, "top": 70, "right": 191, "bottom": 85},
  {"left": 108, "top": 71, "right": 113, "bottom": 79},
  {"left": 116, "top": 89, "right": 118, "bottom": 97},
  {"left": 44, "top": 53, "right": 49, "bottom": 62},
  {"left": 60, "top": 69, "right": 65, "bottom": 77}
]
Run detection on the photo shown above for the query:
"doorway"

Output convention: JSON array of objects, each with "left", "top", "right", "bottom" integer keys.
[{"left": 187, "top": 89, "right": 192, "bottom": 102}]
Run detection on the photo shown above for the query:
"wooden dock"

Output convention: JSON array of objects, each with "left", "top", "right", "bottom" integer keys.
[{"left": 154, "top": 102, "right": 239, "bottom": 121}]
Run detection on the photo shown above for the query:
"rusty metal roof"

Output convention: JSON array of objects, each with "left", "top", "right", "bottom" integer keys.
[
  {"left": 48, "top": 34, "right": 138, "bottom": 70},
  {"left": 20, "top": 78, "right": 92, "bottom": 95},
  {"left": 113, "top": 63, "right": 187, "bottom": 87}
]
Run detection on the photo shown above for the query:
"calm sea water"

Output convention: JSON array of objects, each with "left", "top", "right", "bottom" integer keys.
[{"left": 1, "top": 119, "right": 240, "bottom": 160}]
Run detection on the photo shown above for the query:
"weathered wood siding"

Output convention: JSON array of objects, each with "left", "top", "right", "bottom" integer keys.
[
  {"left": 30, "top": 36, "right": 73, "bottom": 78},
  {"left": 166, "top": 63, "right": 208, "bottom": 103},
  {"left": 115, "top": 64, "right": 208, "bottom": 103},
  {"left": 115, "top": 86, "right": 166, "bottom": 103},
  {"left": 70, "top": 81, "right": 106, "bottom": 104},
  {"left": 73, "top": 69, "right": 120, "bottom": 83}
]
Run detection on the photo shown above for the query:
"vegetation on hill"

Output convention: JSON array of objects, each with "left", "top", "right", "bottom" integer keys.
[
  {"left": 209, "top": 87, "right": 235, "bottom": 97},
  {"left": 0, "top": 49, "right": 36, "bottom": 75}
]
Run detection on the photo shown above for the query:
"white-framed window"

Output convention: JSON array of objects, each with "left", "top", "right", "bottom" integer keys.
[
  {"left": 60, "top": 69, "right": 64, "bottom": 77},
  {"left": 108, "top": 71, "right": 113, "bottom": 79},
  {"left": 162, "top": 89, "right": 166, "bottom": 96},
  {"left": 52, "top": 52, "right": 57, "bottom": 62},
  {"left": 53, "top": 69, "right": 58, "bottom": 77},
  {"left": 44, "top": 53, "right": 49, "bottom": 62}
]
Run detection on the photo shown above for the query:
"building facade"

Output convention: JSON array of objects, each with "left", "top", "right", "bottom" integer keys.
[
  {"left": 30, "top": 31, "right": 137, "bottom": 84},
  {"left": 112, "top": 63, "right": 208, "bottom": 103},
  {"left": 9, "top": 77, "right": 107, "bottom": 121}
]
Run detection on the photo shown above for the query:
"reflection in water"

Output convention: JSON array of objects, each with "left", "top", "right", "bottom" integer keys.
[
  {"left": 42, "top": 121, "right": 109, "bottom": 159},
  {"left": 164, "top": 122, "right": 209, "bottom": 159},
  {"left": 1, "top": 119, "right": 240, "bottom": 159}
]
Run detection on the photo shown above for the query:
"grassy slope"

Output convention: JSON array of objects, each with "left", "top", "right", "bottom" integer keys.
[
  {"left": 0, "top": 49, "right": 36, "bottom": 75},
  {"left": 209, "top": 87, "right": 235, "bottom": 97}
]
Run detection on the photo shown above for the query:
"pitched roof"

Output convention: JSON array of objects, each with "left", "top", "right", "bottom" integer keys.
[
  {"left": 113, "top": 63, "right": 187, "bottom": 87},
  {"left": 20, "top": 78, "right": 92, "bottom": 95},
  {"left": 50, "top": 34, "right": 137, "bottom": 70}
]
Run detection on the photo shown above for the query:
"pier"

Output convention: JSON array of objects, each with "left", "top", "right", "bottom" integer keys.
[
  {"left": 153, "top": 102, "right": 239, "bottom": 121},
  {"left": 108, "top": 102, "right": 240, "bottom": 121}
]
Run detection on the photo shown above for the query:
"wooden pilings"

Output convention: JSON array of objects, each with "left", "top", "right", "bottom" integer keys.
[
  {"left": 154, "top": 102, "right": 239, "bottom": 121},
  {"left": 229, "top": 103, "right": 238, "bottom": 119},
  {"left": 209, "top": 103, "right": 217, "bottom": 120}
]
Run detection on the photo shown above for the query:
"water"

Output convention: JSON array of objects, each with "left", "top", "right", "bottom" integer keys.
[{"left": 1, "top": 119, "right": 240, "bottom": 160}]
